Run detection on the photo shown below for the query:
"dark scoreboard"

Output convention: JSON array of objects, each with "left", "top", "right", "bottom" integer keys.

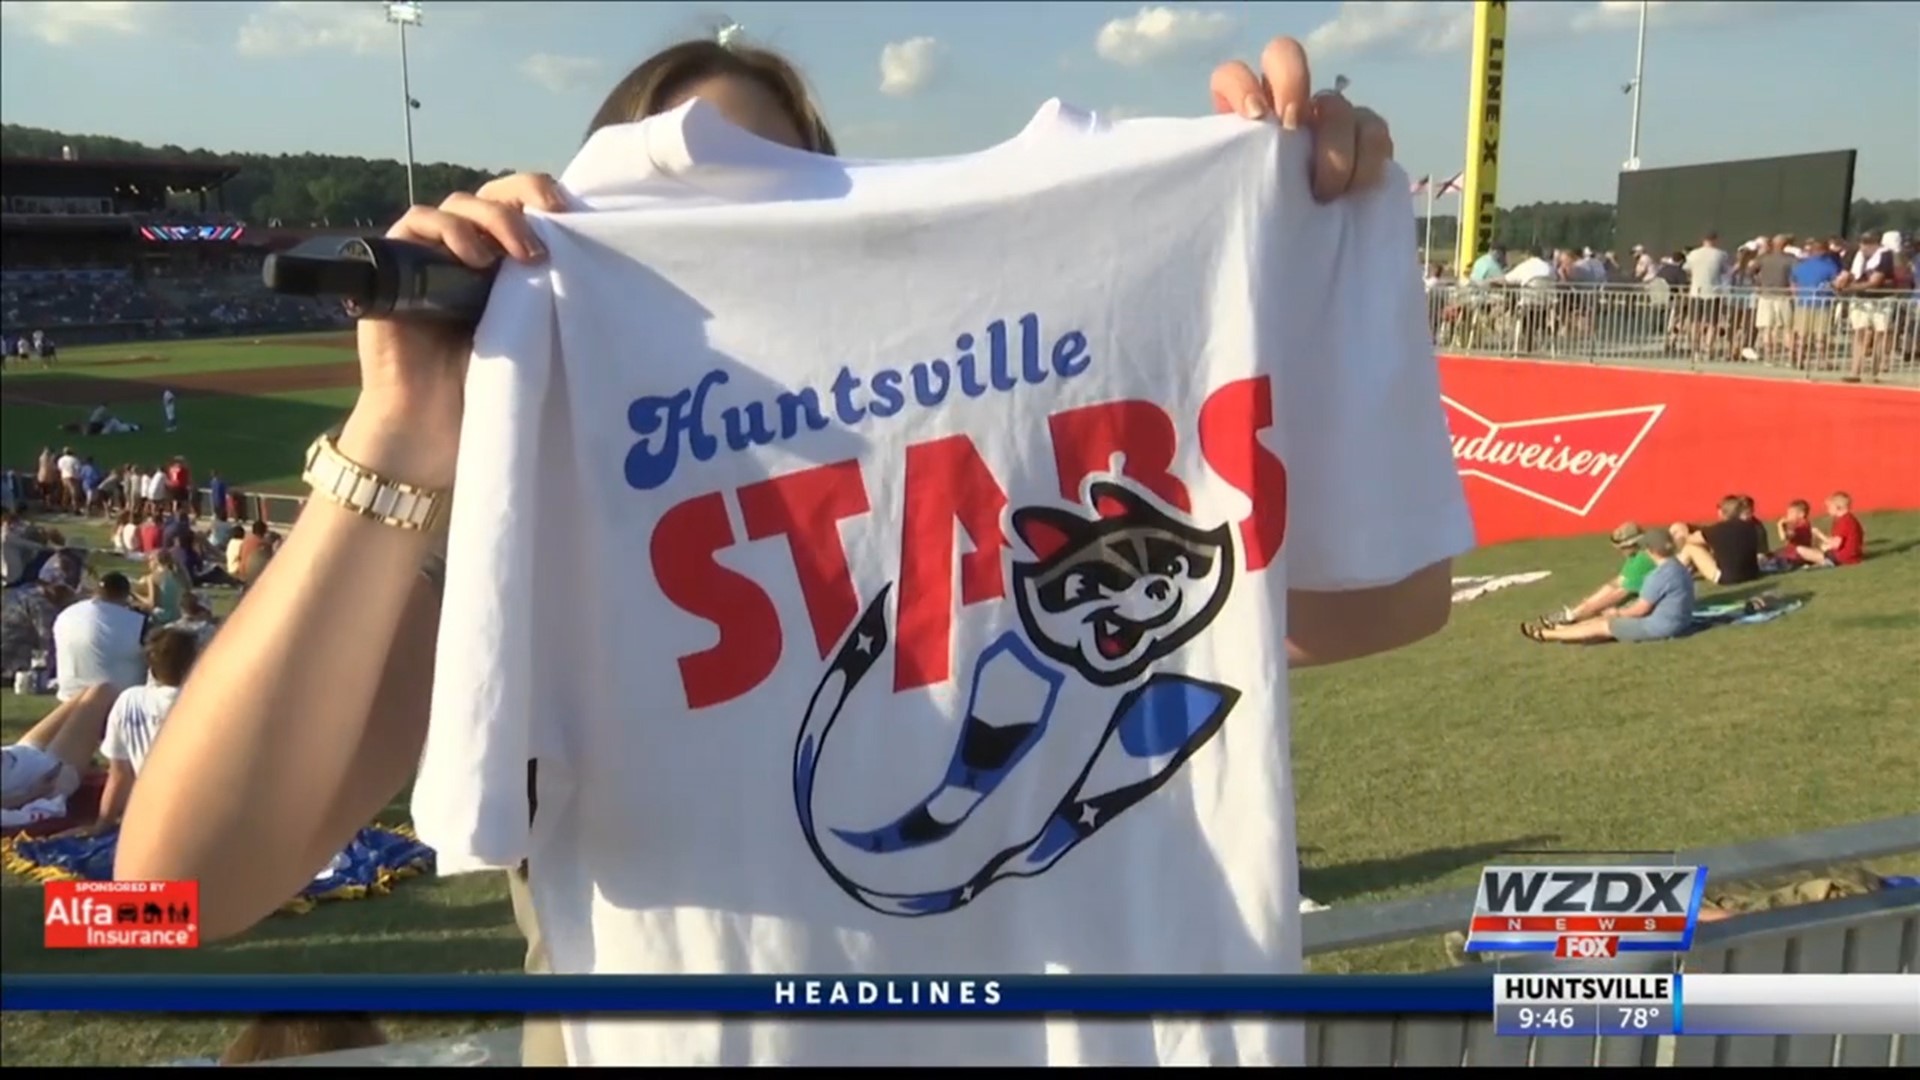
[{"left": 1614, "top": 150, "right": 1855, "bottom": 256}]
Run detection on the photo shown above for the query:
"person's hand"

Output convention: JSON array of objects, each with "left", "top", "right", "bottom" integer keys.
[
  {"left": 342, "top": 173, "right": 567, "bottom": 490},
  {"left": 1210, "top": 36, "right": 1393, "bottom": 203}
]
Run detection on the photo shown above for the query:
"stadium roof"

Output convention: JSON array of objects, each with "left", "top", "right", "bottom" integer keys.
[{"left": 0, "top": 156, "right": 241, "bottom": 195}]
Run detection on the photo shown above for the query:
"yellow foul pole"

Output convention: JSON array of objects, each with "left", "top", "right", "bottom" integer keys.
[{"left": 1456, "top": 0, "right": 1508, "bottom": 277}]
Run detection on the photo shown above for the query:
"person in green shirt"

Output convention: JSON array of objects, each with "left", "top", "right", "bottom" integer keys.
[{"left": 1538, "top": 522, "right": 1656, "bottom": 628}]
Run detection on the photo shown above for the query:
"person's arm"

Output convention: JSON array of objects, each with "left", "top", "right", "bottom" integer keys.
[
  {"left": 1278, "top": 164, "right": 1473, "bottom": 668},
  {"left": 1287, "top": 561, "right": 1451, "bottom": 667},
  {"left": 116, "top": 442, "right": 447, "bottom": 939},
  {"left": 94, "top": 758, "right": 137, "bottom": 828},
  {"left": 1613, "top": 598, "right": 1654, "bottom": 618},
  {"left": 115, "top": 192, "right": 550, "bottom": 941}
]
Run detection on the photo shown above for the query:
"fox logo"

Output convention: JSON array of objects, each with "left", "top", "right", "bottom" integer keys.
[
  {"left": 791, "top": 477, "right": 1241, "bottom": 917},
  {"left": 1010, "top": 482, "right": 1234, "bottom": 687}
]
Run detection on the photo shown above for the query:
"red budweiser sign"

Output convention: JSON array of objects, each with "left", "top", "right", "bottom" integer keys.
[{"left": 1442, "top": 397, "right": 1664, "bottom": 517}]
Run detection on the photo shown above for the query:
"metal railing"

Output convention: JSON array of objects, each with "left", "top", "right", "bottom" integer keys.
[
  {"left": 264, "top": 814, "right": 1920, "bottom": 1068},
  {"left": 1428, "top": 281, "right": 1920, "bottom": 384}
]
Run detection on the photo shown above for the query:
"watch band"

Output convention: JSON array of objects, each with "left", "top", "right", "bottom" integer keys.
[{"left": 302, "top": 431, "right": 444, "bottom": 532}]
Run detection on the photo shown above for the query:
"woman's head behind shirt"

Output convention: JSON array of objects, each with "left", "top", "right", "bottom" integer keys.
[{"left": 586, "top": 37, "right": 836, "bottom": 155}]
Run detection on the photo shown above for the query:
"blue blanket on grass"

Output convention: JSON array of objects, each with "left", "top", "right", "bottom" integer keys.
[
  {"left": 1, "top": 823, "right": 434, "bottom": 914},
  {"left": 1690, "top": 599, "right": 1805, "bottom": 630}
]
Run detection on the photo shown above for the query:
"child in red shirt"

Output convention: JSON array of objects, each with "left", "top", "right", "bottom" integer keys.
[
  {"left": 1772, "top": 499, "right": 1817, "bottom": 567},
  {"left": 1815, "top": 492, "right": 1865, "bottom": 566}
]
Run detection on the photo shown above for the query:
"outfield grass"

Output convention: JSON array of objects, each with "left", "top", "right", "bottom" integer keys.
[
  {"left": 0, "top": 335, "right": 358, "bottom": 492},
  {"left": 2, "top": 512, "right": 1914, "bottom": 1066},
  {"left": 0, "top": 333, "right": 354, "bottom": 381}
]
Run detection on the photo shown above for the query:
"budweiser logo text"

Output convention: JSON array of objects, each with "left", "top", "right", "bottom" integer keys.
[
  {"left": 1464, "top": 865, "right": 1705, "bottom": 954},
  {"left": 1442, "top": 398, "right": 1664, "bottom": 517}
]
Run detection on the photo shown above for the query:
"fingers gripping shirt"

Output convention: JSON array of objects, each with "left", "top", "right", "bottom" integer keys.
[{"left": 414, "top": 98, "right": 1475, "bottom": 1067}]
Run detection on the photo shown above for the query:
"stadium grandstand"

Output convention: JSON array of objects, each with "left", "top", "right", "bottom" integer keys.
[{"left": 1, "top": 153, "right": 349, "bottom": 347}]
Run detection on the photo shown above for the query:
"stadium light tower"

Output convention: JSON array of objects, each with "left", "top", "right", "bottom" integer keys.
[
  {"left": 386, "top": 1, "right": 424, "bottom": 206},
  {"left": 1623, "top": 0, "right": 1648, "bottom": 171}
]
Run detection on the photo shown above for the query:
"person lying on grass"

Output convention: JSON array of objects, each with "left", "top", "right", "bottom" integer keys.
[{"left": 1523, "top": 529, "right": 1696, "bottom": 645}]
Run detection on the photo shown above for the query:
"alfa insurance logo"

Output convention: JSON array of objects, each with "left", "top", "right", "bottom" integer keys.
[{"left": 1442, "top": 397, "right": 1665, "bottom": 517}]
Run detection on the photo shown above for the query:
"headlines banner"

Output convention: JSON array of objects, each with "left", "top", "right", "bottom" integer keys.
[
  {"left": 0, "top": 973, "right": 1489, "bottom": 1014},
  {"left": 7, "top": 973, "right": 1910, "bottom": 1034},
  {"left": 1438, "top": 357, "right": 1920, "bottom": 546}
]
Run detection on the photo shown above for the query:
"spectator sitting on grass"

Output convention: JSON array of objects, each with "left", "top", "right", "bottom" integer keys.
[
  {"left": 236, "top": 520, "right": 273, "bottom": 586},
  {"left": 1535, "top": 521, "right": 1657, "bottom": 628},
  {"left": 208, "top": 508, "right": 240, "bottom": 550},
  {"left": 1, "top": 579, "right": 72, "bottom": 684},
  {"left": 1801, "top": 491, "right": 1866, "bottom": 568},
  {"left": 166, "top": 594, "right": 219, "bottom": 649},
  {"left": 1522, "top": 528, "right": 1696, "bottom": 644},
  {"left": 110, "top": 510, "right": 139, "bottom": 556},
  {"left": 132, "top": 549, "right": 186, "bottom": 625},
  {"left": 1670, "top": 495, "right": 1764, "bottom": 586},
  {"left": 93, "top": 628, "right": 201, "bottom": 829}
]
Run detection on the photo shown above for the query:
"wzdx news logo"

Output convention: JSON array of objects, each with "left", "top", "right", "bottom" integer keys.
[
  {"left": 1465, "top": 865, "right": 1706, "bottom": 957},
  {"left": 43, "top": 880, "right": 200, "bottom": 949}
]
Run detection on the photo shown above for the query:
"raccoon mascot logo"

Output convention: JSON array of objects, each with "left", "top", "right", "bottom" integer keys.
[{"left": 791, "top": 479, "right": 1241, "bottom": 917}]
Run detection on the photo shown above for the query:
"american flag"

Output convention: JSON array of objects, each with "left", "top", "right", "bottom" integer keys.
[{"left": 1412, "top": 172, "right": 1467, "bottom": 196}]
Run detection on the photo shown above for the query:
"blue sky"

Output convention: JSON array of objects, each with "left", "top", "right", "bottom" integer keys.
[{"left": 1, "top": 1, "right": 1915, "bottom": 203}]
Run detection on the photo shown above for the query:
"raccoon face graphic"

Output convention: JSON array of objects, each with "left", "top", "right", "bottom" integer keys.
[{"left": 1009, "top": 481, "right": 1235, "bottom": 686}]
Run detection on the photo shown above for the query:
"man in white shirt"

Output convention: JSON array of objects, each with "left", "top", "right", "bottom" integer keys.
[
  {"left": 2, "top": 576, "right": 147, "bottom": 822},
  {"left": 55, "top": 446, "right": 82, "bottom": 511},
  {"left": 53, "top": 572, "right": 149, "bottom": 704},
  {"left": 162, "top": 389, "right": 179, "bottom": 433},
  {"left": 95, "top": 627, "right": 199, "bottom": 826},
  {"left": 1503, "top": 250, "right": 1554, "bottom": 285},
  {"left": 412, "top": 94, "right": 1472, "bottom": 1068},
  {"left": 144, "top": 468, "right": 169, "bottom": 509}
]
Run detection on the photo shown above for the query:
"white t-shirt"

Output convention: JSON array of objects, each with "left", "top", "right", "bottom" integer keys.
[
  {"left": 52, "top": 598, "right": 148, "bottom": 702},
  {"left": 415, "top": 99, "right": 1474, "bottom": 1067},
  {"left": 1504, "top": 256, "right": 1553, "bottom": 285},
  {"left": 145, "top": 471, "right": 168, "bottom": 501},
  {"left": 102, "top": 683, "right": 181, "bottom": 776},
  {"left": 1685, "top": 245, "right": 1731, "bottom": 297},
  {"left": 56, "top": 454, "right": 80, "bottom": 480}
]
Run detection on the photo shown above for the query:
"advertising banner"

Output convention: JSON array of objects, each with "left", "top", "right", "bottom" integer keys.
[{"left": 1438, "top": 356, "right": 1920, "bottom": 546}]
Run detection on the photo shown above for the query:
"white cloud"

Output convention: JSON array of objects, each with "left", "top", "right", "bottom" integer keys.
[
  {"left": 0, "top": 1, "right": 160, "bottom": 45},
  {"left": 1304, "top": 2, "right": 1472, "bottom": 59},
  {"left": 878, "top": 36, "right": 942, "bottom": 96},
  {"left": 520, "top": 52, "right": 602, "bottom": 93},
  {"left": 1095, "top": 6, "right": 1235, "bottom": 67},
  {"left": 236, "top": 1, "right": 390, "bottom": 58},
  {"left": 1304, "top": 1, "right": 1782, "bottom": 59}
]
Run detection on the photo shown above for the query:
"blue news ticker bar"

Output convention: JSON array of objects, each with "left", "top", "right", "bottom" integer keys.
[{"left": 0, "top": 974, "right": 1494, "bottom": 1015}]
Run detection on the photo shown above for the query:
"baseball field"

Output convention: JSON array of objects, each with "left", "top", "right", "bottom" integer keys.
[
  {"left": 0, "top": 333, "right": 362, "bottom": 499},
  {"left": 1, "top": 336, "right": 1916, "bottom": 1066}
]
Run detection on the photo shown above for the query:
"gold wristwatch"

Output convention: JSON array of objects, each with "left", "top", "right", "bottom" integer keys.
[{"left": 302, "top": 430, "right": 445, "bottom": 532}]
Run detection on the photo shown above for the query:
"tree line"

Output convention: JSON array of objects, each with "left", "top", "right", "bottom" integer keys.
[
  {"left": 6, "top": 123, "right": 1915, "bottom": 252},
  {"left": 1, "top": 124, "right": 506, "bottom": 228}
]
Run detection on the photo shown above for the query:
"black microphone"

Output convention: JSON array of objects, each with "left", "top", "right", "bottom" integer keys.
[{"left": 260, "top": 236, "right": 498, "bottom": 324}]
